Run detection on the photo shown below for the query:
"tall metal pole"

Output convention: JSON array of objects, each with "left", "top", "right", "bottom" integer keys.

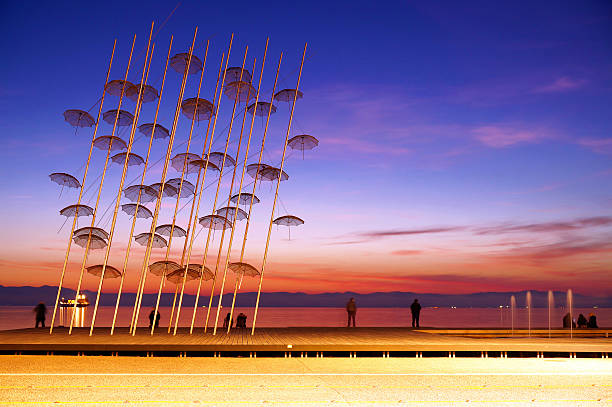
[
  {"left": 110, "top": 38, "right": 170, "bottom": 335},
  {"left": 150, "top": 41, "right": 210, "bottom": 335},
  {"left": 49, "top": 39, "right": 117, "bottom": 333},
  {"left": 68, "top": 35, "right": 137, "bottom": 335},
  {"left": 252, "top": 43, "right": 307, "bottom": 335},
  {"left": 131, "top": 28, "right": 199, "bottom": 335},
  {"left": 171, "top": 47, "right": 226, "bottom": 335},
  {"left": 89, "top": 24, "right": 155, "bottom": 335},
  {"left": 211, "top": 57, "right": 260, "bottom": 335},
  {"left": 228, "top": 44, "right": 280, "bottom": 333},
  {"left": 202, "top": 45, "right": 249, "bottom": 333}
]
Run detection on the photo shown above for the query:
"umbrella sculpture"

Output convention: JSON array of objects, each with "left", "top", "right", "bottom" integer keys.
[
  {"left": 86, "top": 264, "right": 122, "bottom": 279},
  {"left": 166, "top": 265, "right": 213, "bottom": 284},
  {"left": 273, "top": 215, "right": 304, "bottom": 240},
  {"left": 230, "top": 192, "right": 260, "bottom": 206},
  {"left": 60, "top": 204, "right": 94, "bottom": 218},
  {"left": 198, "top": 214, "right": 232, "bottom": 230},
  {"left": 93, "top": 135, "right": 127, "bottom": 151},
  {"left": 111, "top": 152, "right": 145, "bottom": 166},
  {"left": 170, "top": 53, "right": 203, "bottom": 75},
  {"left": 274, "top": 89, "right": 303, "bottom": 103},
  {"left": 73, "top": 234, "right": 107, "bottom": 250},
  {"left": 287, "top": 134, "right": 319, "bottom": 159},
  {"left": 148, "top": 260, "right": 181, "bottom": 277},
  {"left": 138, "top": 123, "right": 170, "bottom": 139},
  {"left": 149, "top": 182, "right": 178, "bottom": 198},
  {"left": 155, "top": 224, "right": 187, "bottom": 238},
  {"left": 104, "top": 79, "right": 137, "bottom": 97},
  {"left": 216, "top": 206, "right": 248, "bottom": 221},
  {"left": 228, "top": 262, "right": 260, "bottom": 277},
  {"left": 181, "top": 98, "right": 214, "bottom": 122},
  {"left": 166, "top": 178, "right": 195, "bottom": 197},
  {"left": 259, "top": 166, "right": 289, "bottom": 182},
  {"left": 184, "top": 159, "right": 219, "bottom": 174},
  {"left": 126, "top": 83, "right": 158, "bottom": 103},
  {"left": 223, "top": 81, "right": 256, "bottom": 103},
  {"left": 102, "top": 109, "right": 134, "bottom": 126},
  {"left": 225, "top": 67, "right": 252, "bottom": 84},
  {"left": 207, "top": 152, "right": 236, "bottom": 168},
  {"left": 121, "top": 203, "right": 153, "bottom": 219},
  {"left": 49, "top": 173, "right": 81, "bottom": 189},
  {"left": 134, "top": 232, "right": 167, "bottom": 248},
  {"left": 247, "top": 101, "right": 276, "bottom": 117},
  {"left": 123, "top": 185, "right": 158, "bottom": 203},
  {"left": 63, "top": 109, "right": 95, "bottom": 128},
  {"left": 246, "top": 163, "right": 270, "bottom": 180},
  {"left": 171, "top": 152, "right": 200, "bottom": 172},
  {"left": 73, "top": 226, "right": 109, "bottom": 240}
]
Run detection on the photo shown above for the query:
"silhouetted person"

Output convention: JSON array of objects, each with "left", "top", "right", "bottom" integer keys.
[
  {"left": 34, "top": 302, "right": 46, "bottom": 328},
  {"left": 562, "top": 313, "right": 575, "bottom": 328},
  {"left": 587, "top": 313, "right": 598, "bottom": 328},
  {"left": 148, "top": 309, "right": 160, "bottom": 328},
  {"left": 223, "top": 312, "right": 233, "bottom": 328},
  {"left": 410, "top": 299, "right": 421, "bottom": 328},
  {"left": 346, "top": 298, "right": 356, "bottom": 327},
  {"left": 236, "top": 313, "right": 247, "bottom": 328},
  {"left": 577, "top": 314, "right": 588, "bottom": 328}
]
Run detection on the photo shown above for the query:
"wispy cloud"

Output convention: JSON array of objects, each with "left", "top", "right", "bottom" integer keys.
[
  {"left": 475, "top": 216, "right": 612, "bottom": 235},
  {"left": 358, "top": 227, "right": 465, "bottom": 240},
  {"left": 390, "top": 250, "right": 423, "bottom": 256},
  {"left": 471, "top": 125, "right": 553, "bottom": 148},
  {"left": 532, "top": 77, "right": 587, "bottom": 94},
  {"left": 577, "top": 138, "right": 612, "bottom": 155}
]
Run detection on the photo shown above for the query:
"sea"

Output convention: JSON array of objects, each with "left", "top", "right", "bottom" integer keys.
[{"left": 0, "top": 306, "right": 609, "bottom": 331}]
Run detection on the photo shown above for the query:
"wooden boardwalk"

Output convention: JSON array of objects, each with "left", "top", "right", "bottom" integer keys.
[{"left": 0, "top": 327, "right": 610, "bottom": 355}]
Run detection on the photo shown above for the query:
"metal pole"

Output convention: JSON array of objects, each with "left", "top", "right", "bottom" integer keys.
[
  {"left": 110, "top": 38, "right": 170, "bottom": 335},
  {"left": 68, "top": 35, "right": 137, "bottom": 334},
  {"left": 252, "top": 43, "right": 307, "bottom": 335},
  {"left": 49, "top": 39, "right": 116, "bottom": 334},
  {"left": 89, "top": 23, "right": 155, "bottom": 335},
  {"left": 131, "top": 28, "right": 199, "bottom": 336},
  {"left": 228, "top": 44, "right": 280, "bottom": 333}
]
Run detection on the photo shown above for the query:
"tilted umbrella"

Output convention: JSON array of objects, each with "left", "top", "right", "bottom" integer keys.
[
  {"left": 138, "top": 123, "right": 170, "bottom": 139},
  {"left": 198, "top": 214, "right": 232, "bottom": 230},
  {"left": 228, "top": 262, "right": 260, "bottom": 277},
  {"left": 86, "top": 264, "right": 122, "bottom": 279},
  {"left": 102, "top": 109, "right": 134, "bottom": 127},
  {"left": 288, "top": 135, "right": 319, "bottom": 159},
  {"left": 149, "top": 260, "right": 181, "bottom": 277},
  {"left": 104, "top": 79, "right": 137, "bottom": 97},
  {"left": 93, "top": 136, "right": 127, "bottom": 151},
  {"left": 73, "top": 226, "right": 109, "bottom": 240},
  {"left": 181, "top": 98, "right": 214, "bottom": 122},
  {"left": 223, "top": 81, "right": 256, "bottom": 103},
  {"left": 121, "top": 203, "right": 153, "bottom": 219},
  {"left": 259, "top": 166, "right": 289, "bottom": 182},
  {"left": 155, "top": 224, "right": 187, "bottom": 238},
  {"left": 166, "top": 178, "right": 195, "bottom": 197},
  {"left": 60, "top": 204, "right": 94, "bottom": 218},
  {"left": 216, "top": 206, "right": 248, "bottom": 221},
  {"left": 126, "top": 83, "right": 159, "bottom": 103},
  {"left": 273, "top": 215, "right": 304, "bottom": 240},
  {"left": 123, "top": 185, "right": 158, "bottom": 203},
  {"left": 111, "top": 152, "right": 145, "bottom": 166},
  {"left": 230, "top": 192, "right": 260, "bottom": 206},
  {"left": 134, "top": 232, "right": 167, "bottom": 248},
  {"left": 171, "top": 152, "right": 201, "bottom": 172},
  {"left": 149, "top": 182, "right": 178, "bottom": 198},
  {"left": 185, "top": 159, "right": 219, "bottom": 174},
  {"left": 206, "top": 152, "right": 236, "bottom": 168},
  {"left": 165, "top": 265, "right": 213, "bottom": 284},
  {"left": 247, "top": 101, "right": 276, "bottom": 117},
  {"left": 63, "top": 109, "right": 95, "bottom": 128},
  {"left": 49, "top": 173, "right": 80, "bottom": 189},
  {"left": 246, "top": 163, "right": 270, "bottom": 180},
  {"left": 225, "top": 67, "right": 252, "bottom": 84},
  {"left": 170, "top": 53, "right": 203, "bottom": 75},
  {"left": 73, "top": 234, "right": 107, "bottom": 250},
  {"left": 274, "top": 89, "right": 303, "bottom": 103}
]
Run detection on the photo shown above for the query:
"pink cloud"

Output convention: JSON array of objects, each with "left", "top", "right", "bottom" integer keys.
[
  {"left": 577, "top": 138, "right": 612, "bottom": 155},
  {"left": 471, "top": 125, "right": 551, "bottom": 148},
  {"left": 533, "top": 77, "right": 587, "bottom": 93},
  {"left": 391, "top": 250, "right": 423, "bottom": 256}
]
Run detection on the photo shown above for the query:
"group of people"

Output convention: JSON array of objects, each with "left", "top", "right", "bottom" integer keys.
[
  {"left": 223, "top": 312, "right": 248, "bottom": 328},
  {"left": 563, "top": 312, "right": 598, "bottom": 329},
  {"left": 346, "top": 298, "right": 422, "bottom": 327}
]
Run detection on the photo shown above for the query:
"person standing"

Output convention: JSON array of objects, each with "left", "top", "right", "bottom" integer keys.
[
  {"left": 346, "top": 297, "right": 357, "bottom": 327},
  {"left": 33, "top": 302, "right": 47, "bottom": 328},
  {"left": 148, "top": 309, "right": 160, "bottom": 328},
  {"left": 410, "top": 299, "right": 421, "bottom": 328}
]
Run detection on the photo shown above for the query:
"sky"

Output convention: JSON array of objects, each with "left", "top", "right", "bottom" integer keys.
[{"left": 0, "top": 1, "right": 611, "bottom": 298}]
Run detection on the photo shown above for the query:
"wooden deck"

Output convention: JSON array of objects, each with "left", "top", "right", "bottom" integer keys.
[{"left": 0, "top": 327, "right": 610, "bottom": 355}]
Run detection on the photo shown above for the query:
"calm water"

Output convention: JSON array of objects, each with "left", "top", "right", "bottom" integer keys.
[{"left": 1, "top": 306, "right": 609, "bottom": 330}]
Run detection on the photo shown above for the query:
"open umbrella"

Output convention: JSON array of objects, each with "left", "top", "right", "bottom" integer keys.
[
  {"left": 49, "top": 173, "right": 80, "bottom": 189},
  {"left": 228, "top": 262, "right": 260, "bottom": 277},
  {"left": 102, "top": 109, "right": 134, "bottom": 126},
  {"left": 206, "top": 152, "right": 235, "bottom": 168},
  {"left": 104, "top": 80, "right": 137, "bottom": 97},
  {"left": 155, "top": 224, "right": 187, "bottom": 238},
  {"left": 134, "top": 232, "right": 167, "bottom": 248},
  {"left": 166, "top": 265, "right": 213, "bottom": 284},
  {"left": 73, "top": 234, "right": 107, "bottom": 250},
  {"left": 171, "top": 152, "right": 201, "bottom": 172},
  {"left": 274, "top": 89, "right": 303, "bottom": 103},
  {"left": 216, "top": 206, "right": 248, "bottom": 221},
  {"left": 149, "top": 260, "right": 181, "bottom": 277},
  {"left": 149, "top": 182, "right": 178, "bottom": 198},
  {"left": 121, "top": 203, "right": 153, "bottom": 219},
  {"left": 181, "top": 98, "right": 214, "bottom": 121},
  {"left": 199, "top": 214, "right": 232, "bottom": 230},
  {"left": 166, "top": 178, "right": 195, "bottom": 197},
  {"left": 60, "top": 204, "right": 94, "bottom": 218},
  {"left": 73, "top": 226, "right": 109, "bottom": 240},
  {"left": 86, "top": 264, "right": 122, "bottom": 279},
  {"left": 287, "top": 135, "right": 319, "bottom": 159},
  {"left": 273, "top": 215, "right": 304, "bottom": 240},
  {"left": 230, "top": 192, "right": 260, "bottom": 206},
  {"left": 111, "top": 152, "right": 145, "bottom": 166},
  {"left": 63, "top": 109, "right": 95, "bottom": 128},
  {"left": 124, "top": 185, "right": 158, "bottom": 203},
  {"left": 247, "top": 101, "right": 276, "bottom": 117},
  {"left": 170, "top": 53, "right": 203, "bottom": 75},
  {"left": 126, "top": 83, "right": 158, "bottom": 103},
  {"left": 93, "top": 136, "right": 127, "bottom": 151},
  {"left": 138, "top": 123, "right": 170, "bottom": 139},
  {"left": 223, "top": 81, "right": 256, "bottom": 103},
  {"left": 225, "top": 67, "right": 252, "bottom": 84}
]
